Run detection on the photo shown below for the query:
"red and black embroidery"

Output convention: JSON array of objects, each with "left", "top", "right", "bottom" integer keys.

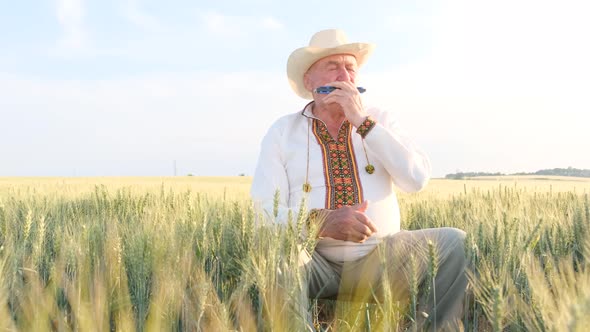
[
  {"left": 312, "top": 119, "right": 364, "bottom": 209},
  {"left": 356, "top": 116, "right": 376, "bottom": 138}
]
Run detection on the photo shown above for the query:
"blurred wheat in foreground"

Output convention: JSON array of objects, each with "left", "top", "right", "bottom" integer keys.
[{"left": 0, "top": 177, "right": 589, "bottom": 331}]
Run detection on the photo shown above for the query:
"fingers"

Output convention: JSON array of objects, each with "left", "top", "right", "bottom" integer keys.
[
  {"left": 353, "top": 210, "right": 378, "bottom": 234},
  {"left": 353, "top": 200, "right": 369, "bottom": 212},
  {"left": 352, "top": 201, "right": 377, "bottom": 232},
  {"left": 347, "top": 225, "right": 374, "bottom": 243},
  {"left": 320, "top": 83, "right": 366, "bottom": 127},
  {"left": 325, "top": 81, "right": 356, "bottom": 92},
  {"left": 322, "top": 84, "right": 357, "bottom": 101},
  {"left": 321, "top": 81, "right": 359, "bottom": 103},
  {"left": 344, "top": 208, "right": 377, "bottom": 242},
  {"left": 351, "top": 219, "right": 373, "bottom": 237},
  {"left": 320, "top": 203, "right": 378, "bottom": 243},
  {"left": 321, "top": 91, "right": 347, "bottom": 106}
]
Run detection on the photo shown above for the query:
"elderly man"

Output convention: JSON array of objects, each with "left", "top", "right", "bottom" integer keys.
[{"left": 251, "top": 29, "right": 467, "bottom": 330}]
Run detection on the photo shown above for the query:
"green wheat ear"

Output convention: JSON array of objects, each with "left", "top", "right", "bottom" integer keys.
[
  {"left": 426, "top": 240, "right": 439, "bottom": 331},
  {"left": 491, "top": 284, "right": 504, "bottom": 332},
  {"left": 273, "top": 188, "right": 280, "bottom": 219},
  {"left": 408, "top": 254, "right": 419, "bottom": 332}
]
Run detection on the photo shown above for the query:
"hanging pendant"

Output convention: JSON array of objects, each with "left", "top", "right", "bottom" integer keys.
[
  {"left": 302, "top": 183, "right": 312, "bottom": 193},
  {"left": 365, "top": 164, "right": 375, "bottom": 174}
]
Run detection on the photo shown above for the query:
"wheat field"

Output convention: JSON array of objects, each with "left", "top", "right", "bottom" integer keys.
[{"left": 0, "top": 176, "right": 589, "bottom": 331}]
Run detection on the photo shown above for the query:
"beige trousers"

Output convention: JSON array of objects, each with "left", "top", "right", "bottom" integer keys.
[{"left": 300, "top": 227, "right": 468, "bottom": 331}]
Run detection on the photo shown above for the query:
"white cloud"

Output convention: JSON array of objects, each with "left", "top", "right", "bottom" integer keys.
[
  {"left": 2, "top": 66, "right": 588, "bottom": 177},
  {"left": 200, "top": 11, "right": 284, "bottom": 37},
  {"left": 383, "top": 13, "right": 432, "bottom": 33},
  {"left": 357, "top": 0, "right": 590, "bottom": 175},
  {"left": 121, "top": 0, "right": 162, "bottom": 31},
  {"left": 4, "top": 1, "right": 589, "bottom": 176},
  {"left": 201, "top": 11, "right": 238, "bottom": 36},
  {"left": 362, "top": 68, "right": 589, "bottom": 176},
  {"left": 424, "top": 0, "right": 590, "bottom": 98},
  {"left": 261, "top": 17, "right": 284, "bottom": 30},
  {"left": 0, "top": 54, "right": 15, "bottom": 67},
  {"left": 55, "top": 0, "right": 87, "bottom": 51},
  {"left": 0, "top": 71, "right": 300, "bottom": 176}
]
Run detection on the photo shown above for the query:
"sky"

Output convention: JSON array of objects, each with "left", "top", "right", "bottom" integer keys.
[{"left": 1, "top": 0, "right": 589, "bottom": 178}]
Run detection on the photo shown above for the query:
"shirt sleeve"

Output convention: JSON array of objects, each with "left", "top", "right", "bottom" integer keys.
[
  {"left": 361, "top": 109, "right": 432, "bottom": 192},
  {"left": 250, "top": 121, "right": 294, "bottom": 225}
]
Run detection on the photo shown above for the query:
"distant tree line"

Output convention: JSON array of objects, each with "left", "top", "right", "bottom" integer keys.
[
  {"left": 445, "top": 167, "right": 590, "bottom": 179},
  {"left": 513, "top": 167, "right": 590, "bottom": 178},
  {"left": 445, "top": 172, "right": 505, "bottom": 179}
]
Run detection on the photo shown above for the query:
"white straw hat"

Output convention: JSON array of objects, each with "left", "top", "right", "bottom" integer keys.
[{"left": 287, "top": 29, "right": 375, "bottom": 99}]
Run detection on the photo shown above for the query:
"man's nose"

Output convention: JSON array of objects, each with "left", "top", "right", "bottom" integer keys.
[{"left": 336, "top": 67, "right": 352, "bottom": 82}]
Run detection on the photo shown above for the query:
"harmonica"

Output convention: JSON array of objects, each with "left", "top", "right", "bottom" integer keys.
[{"left": 314, "top": 86, "right": 366, "bottom": 94}]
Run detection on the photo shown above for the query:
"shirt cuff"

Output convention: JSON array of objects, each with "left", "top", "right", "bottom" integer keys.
[
  {"left": 356, "top": 116, "right": 377, "bottom": 138},
  {"left": 306, "top": 208, "right": 329, "bottom": 238},
  {"left": 307, "top": 208, "right": 322, "bottom": 226}
]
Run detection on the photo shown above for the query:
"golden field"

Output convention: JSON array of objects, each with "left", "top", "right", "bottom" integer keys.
[
  {"left": 0, "top": 175, "right": 589, "bottom": 331},
  {"left": 2, "top": 175, "right": 588, "bottom": 198}
]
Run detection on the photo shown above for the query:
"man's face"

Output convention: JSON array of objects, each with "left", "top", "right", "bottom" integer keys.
[{"left": 303, "top": 54, "right": 358, "bottom": 95}]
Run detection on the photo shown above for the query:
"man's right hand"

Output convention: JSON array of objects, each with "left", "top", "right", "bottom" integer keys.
[{"left": 319, "top": 201, "right": 378, "bottom": 243}]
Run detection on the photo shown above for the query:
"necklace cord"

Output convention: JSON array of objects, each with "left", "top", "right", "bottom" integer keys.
[{"left": 306, "top": 118, "right": 310, "bottom": 187}]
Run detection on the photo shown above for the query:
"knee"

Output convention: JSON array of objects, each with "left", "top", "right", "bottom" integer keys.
[
  {"left": 439, "top": 227, "right": 467, "bottom": 266},
  {"left": 442, "top": 227, "right": 466, "bottom": 247}
]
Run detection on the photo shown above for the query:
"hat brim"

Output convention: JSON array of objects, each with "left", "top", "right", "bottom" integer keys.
[{"left": 287, "top": 42, "right": 375, "bottom": 100}]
